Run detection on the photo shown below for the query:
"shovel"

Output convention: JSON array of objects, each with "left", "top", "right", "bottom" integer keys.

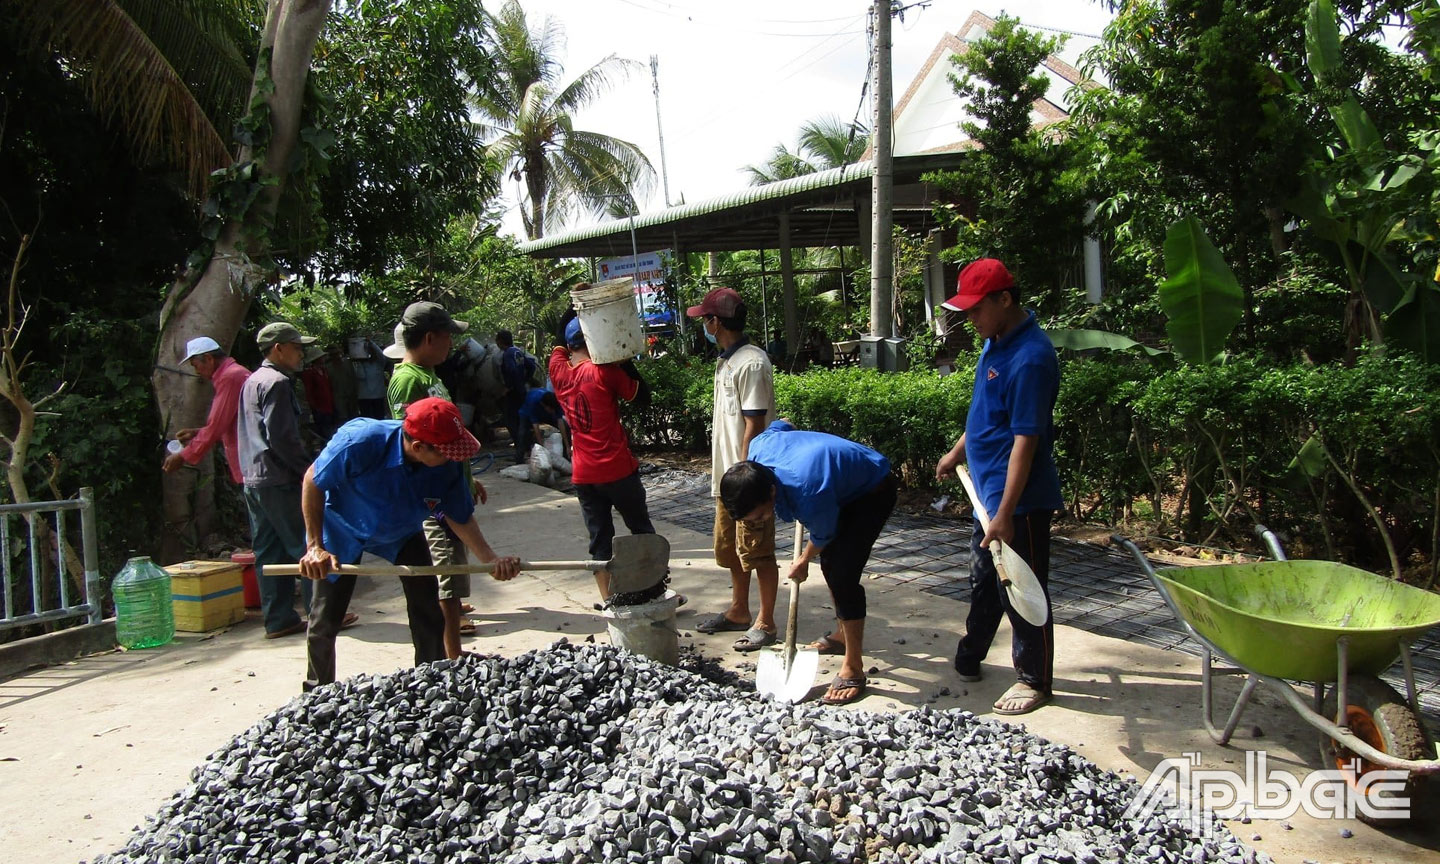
[
  {"left": 266, "top": 533, "right": 670, "bottom": 592},
  {"left": 954, "top": 467, "right": 1049, "bottom": 627},
  {"left": 755, "top": 521, "right": 820, "bottom": 702}
]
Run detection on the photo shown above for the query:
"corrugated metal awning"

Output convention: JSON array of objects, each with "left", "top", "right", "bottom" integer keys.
[{"left": 517, "top": 153, "right": 970, "bottom": 258}]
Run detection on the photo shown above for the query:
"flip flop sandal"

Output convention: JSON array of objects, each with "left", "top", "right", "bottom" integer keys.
[
  {"left": 809, "top": 634, "right": 846, "bottom": 655},
  {"left": 339, "top": 613, "right": 360, "bottom": 631},
  {"left": 695, "top": 612, "right": 749, "bottom": 634},
  {"left": 459, "top": 620, "right": 479, "bottom": 636},
  {"left": 460, "top": 603, "right": 476, "bottom": 614},
  {"left": 821, "top": 675, "right": 867, "bottom": 706},
  {"left": 992, "top": 683, "right": 1051, "bottom": 716},
  {"left": 732, "top": 627, "right": 777, "bottom": 652}
]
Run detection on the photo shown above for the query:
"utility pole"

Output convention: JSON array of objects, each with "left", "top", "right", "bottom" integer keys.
[
  {"left": 651, "top": 55, "right": 673, "bottom": 208},
  {"left": 869, "top": 0, "right": 895, "bottom": 339}
]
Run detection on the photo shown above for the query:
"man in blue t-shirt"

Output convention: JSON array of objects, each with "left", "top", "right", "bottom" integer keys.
[
  {"left": 297, "top": 397, "right": 520, "bottom": 690},
  {"left": 935, "top": 258, "right": 1063, "bottom": 716},
  {"left": 720, "top": 421, "right": 897, "bottom": 706}
]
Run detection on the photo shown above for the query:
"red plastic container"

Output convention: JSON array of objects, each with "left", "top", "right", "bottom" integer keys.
[{"left": 231, "top": 550, "right": 260, "bottom": 609}]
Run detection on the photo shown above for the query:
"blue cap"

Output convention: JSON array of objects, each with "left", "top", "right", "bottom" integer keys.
[{"left": 565, "top": 317, "right": 584, "bottom": 348}]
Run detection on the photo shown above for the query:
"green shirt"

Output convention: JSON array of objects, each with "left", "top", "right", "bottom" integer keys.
[
  {"left": 388, "top": 362, "right": 451, "bottom": 419},
  {"left": 387, "top": 361, "right": 472, "bottom": 486}
]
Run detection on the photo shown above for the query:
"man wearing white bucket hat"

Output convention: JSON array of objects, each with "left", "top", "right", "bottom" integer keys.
[{"left": 163, "top": 336, "right": 251, "bottom": 484}]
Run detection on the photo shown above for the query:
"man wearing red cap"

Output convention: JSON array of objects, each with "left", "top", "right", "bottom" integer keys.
[
  {"left": 685, "top": 288, "right": 780, "bottom": 652},
  {"left": 934, "top": 258, "right": 1062, "bottom": 716},
  {"left": 296, "top": 398, "right": 520, "bottom": 690}
]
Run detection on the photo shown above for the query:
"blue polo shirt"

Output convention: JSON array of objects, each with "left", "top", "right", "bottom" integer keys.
[
  {"left": 747, "top": 420, "right": 891, "bottom": 549},
  {"left": 965, "top": 311, "right": 1062, "bottom": 517},
  {"left": 310, "top": 419, "right": 475, "bottom": 567},
  {"left": 518, "top": 388, "right": 563, "bottom": 425}
]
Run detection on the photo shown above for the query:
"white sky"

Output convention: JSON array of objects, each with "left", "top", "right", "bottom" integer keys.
[{"left": 496, "top": 0, "right": 1117, "bottom": 241}]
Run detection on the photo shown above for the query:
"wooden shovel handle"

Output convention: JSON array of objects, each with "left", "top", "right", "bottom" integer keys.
[
  {"left": 263, "top": 560, "right": 604, "bottom": 577},
  {"left": 783, "top": 521, "right": 804, "bottom": 670}
]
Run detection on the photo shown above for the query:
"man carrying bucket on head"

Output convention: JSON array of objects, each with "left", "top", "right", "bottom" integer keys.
[
  {"left": 934, "top": 258, "right": 1062, "bottom": 716},
  {"left": 297, "top": 398, "right": 520, "bottom": 690},
  {"left": 548, "top": 310, "right": 658, "bottom": 604}
]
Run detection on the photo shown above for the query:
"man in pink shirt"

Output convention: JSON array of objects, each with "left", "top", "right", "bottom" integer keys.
[{"left": 162, "top": 336, "right": 250, "bottom": 484}]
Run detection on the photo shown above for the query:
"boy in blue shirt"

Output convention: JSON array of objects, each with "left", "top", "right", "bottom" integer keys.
[
  {"left": 935, "top": 258, "right": 1062, "bottom": 716},
  {"left": 298, "top": 398, "right": 520, "bottom": 690},
  {"left": 720, "top": 421, "right": 897, "bottom": 705}
]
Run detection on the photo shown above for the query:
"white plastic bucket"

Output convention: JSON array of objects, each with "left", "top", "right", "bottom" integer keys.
[
  {"left": 570, "top": 277, "right": 645, "bottom": 365},
  {"left": 603, "top": 591, "right": 680, "bottom": 665}
]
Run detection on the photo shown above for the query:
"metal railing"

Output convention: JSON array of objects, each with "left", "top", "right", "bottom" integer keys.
[{"left": 0, "top": 487, "right": 101, "bottom": 633}]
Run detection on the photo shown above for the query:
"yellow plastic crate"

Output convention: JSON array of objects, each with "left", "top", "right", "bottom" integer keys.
[{"left": 169, "top": 560, "right": 246, "bottom": 632}]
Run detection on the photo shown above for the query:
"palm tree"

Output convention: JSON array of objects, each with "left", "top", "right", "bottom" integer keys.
[
  {"left": 8, "top": 0, "right": 266, "bottom": 198},
  {"left": 473, "top": 0, "right": 656, "bottom": 240},
  {"left": 743, "top": 114, "right": 868, "bottom": 186}
]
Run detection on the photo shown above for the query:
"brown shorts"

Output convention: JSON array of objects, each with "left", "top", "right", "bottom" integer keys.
[{"left": 713, "top": 500, "right": 776, "bottom": 572}]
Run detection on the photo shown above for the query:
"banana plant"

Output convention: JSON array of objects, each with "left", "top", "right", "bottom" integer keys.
[
  {"left": 1049, "top": 215, "right": 1242, "bottom": 366},
  {"left": 1288, "top": 0, "right": 1440, "bottom": 359}
]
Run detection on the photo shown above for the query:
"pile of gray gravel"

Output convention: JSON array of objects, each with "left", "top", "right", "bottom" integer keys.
[{"left": 92, "top": 641, "right": 1267, "bottom": 864}]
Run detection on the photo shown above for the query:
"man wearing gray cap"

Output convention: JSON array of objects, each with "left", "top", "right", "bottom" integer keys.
[
  {"left": 162, "top": 336, "right": 251, "bottom": 484},
  {"left": 238, "top": 322, "right": 355, "bottom": 638},
  {"left": 384, "top": 301, "right": 482, "bottom": 660}
]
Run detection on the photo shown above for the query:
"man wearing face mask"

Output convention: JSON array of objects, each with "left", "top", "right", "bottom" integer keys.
[{"left": 685, "top": 288, "right": 779, "bottom": 652}]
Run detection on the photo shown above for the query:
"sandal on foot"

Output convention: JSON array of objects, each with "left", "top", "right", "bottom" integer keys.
[
  {"left": 808, "top": 634, "right": 845, "bottom": 655},
  {"left": 460, "top": 603, "right": 476, "bottom": 614},
  {"left": 821, "top": 675, "right": 867, "bottom": 706},
  {"left": 732, "top": 627, "right": 777, "bottom": 652},
  {"left": 993, "top": 682, "right": 1050, "bottom": 716},
  {"left": 459, "top": 620, "right": 479, "bottom": 636},
  {"left": 339, "top": 612, "right": 360, "bottom": 631},
  {"left": 696, "top": 612, "right": 749, "bottom": 634}
]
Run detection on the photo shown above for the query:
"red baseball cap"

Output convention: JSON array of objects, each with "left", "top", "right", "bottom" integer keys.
[
  {"left": 403, "top": 397, "right": 480, "bottom": 461},
  {"left": 941, "top": 258, "right": 1014, "bottom": 312},
  {"left": 686, "top": 287, "right": 742, "bottom": 318}
]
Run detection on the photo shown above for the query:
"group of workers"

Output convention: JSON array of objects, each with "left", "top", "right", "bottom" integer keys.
[{"left": 164, "top": 256, "right": 1059, "bottom": 715}]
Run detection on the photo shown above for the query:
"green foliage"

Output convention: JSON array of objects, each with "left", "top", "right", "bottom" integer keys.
[
  {"left": 925, "top": 14, "right": 1090, "bottom": 314},
  {"left": 1158, "top": 216, "right": 1245, "bottom": 364},
  {"left": 305, "top": 0, "right": 494, "bottom": 279},
  {"left": 473, "top": 0, "right": 656, "bottom": 239},
  {"left": 628, "top": 348, "right": 1440, "bottom": 572},
  {"left": 744, "top": 115, "right": 867, "bottom": 185}
]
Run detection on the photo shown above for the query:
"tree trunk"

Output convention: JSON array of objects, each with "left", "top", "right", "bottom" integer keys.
[{"left": 151, "top": 0, "right": 332, "bottom": 564}]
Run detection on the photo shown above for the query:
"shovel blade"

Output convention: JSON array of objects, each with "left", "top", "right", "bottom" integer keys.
[
  {"left": 605, "top": 534, "right": 672, "bottom": 596},
  {"left": 756, "top": 647, "right": 819, "bottom": 703},
  {"left": 995, "top": 541, "right": 1049, "bottom": 627}
]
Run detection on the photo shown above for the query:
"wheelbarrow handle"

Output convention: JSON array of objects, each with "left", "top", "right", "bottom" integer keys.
[
  {"left": 1253, "top": 524, "right": 1289, "bottom": 561},
  {"left": 1111, "top": 534, "right": 1157, "bottom": 578}
]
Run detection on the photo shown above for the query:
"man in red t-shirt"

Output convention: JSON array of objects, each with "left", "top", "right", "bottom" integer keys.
[{"left": 549, "top": 316, "right": 655, "bottom": 601}]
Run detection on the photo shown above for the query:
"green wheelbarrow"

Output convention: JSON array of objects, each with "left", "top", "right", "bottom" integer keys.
[{"left": 1115, "top": 528, "right": 1440, "bottom": 823}]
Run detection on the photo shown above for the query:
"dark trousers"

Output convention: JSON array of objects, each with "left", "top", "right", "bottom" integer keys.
[
  {"left": 574, "top": 470, "right": 655, "bottom": 561},
  {"left": 955, "top": 511, "right": 1054, "bottom": 691},
  {"left": 504, "top": 391, "right": 526, "bottom": 462},
  {"left": 304, "top": 533, "right": 444, "bottom": 690},
  {"left": 243, "top": 483, "right": 313, "bottom": 634},
  {"left": 820, "top": 473, "right": 898, "bottom": 621}
]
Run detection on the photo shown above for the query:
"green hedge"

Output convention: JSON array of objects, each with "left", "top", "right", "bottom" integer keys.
[{"left": 630, "top": 353, "right": 1440, "bottom": 573}]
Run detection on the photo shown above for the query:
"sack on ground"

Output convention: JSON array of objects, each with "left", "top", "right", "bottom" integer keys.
[{"left": 528, "top": 443, "right": 554, "bottom": 487}]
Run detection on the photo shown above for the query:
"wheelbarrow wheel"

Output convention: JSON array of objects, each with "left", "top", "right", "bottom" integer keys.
[{"left": 1319, "top": 675, "right": 1430, "bottom": 825}]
